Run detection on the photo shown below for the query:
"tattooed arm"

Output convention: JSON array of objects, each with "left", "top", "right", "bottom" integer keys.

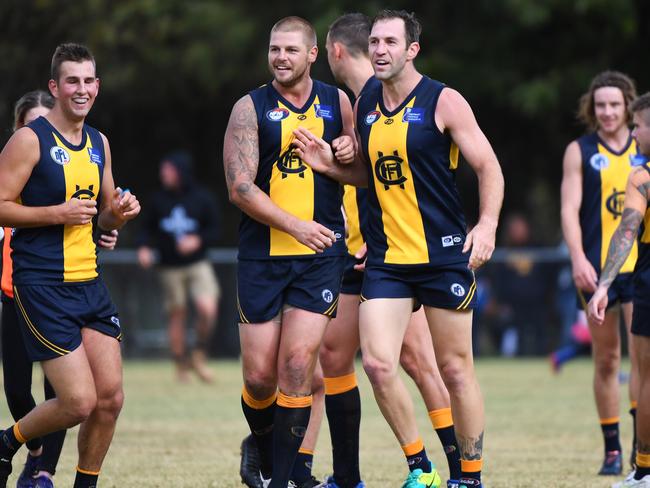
[
  {"left": 588, "top": 167, "right": 650, "bottom": 324},
  {"left": 223, "top": 95, "right": 336, "bottom": 253}
]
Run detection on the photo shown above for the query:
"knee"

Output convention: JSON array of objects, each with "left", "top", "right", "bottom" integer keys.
[
  {"left": 243, "top": 369, "right": 277, "bottom": 399},
  {"left": 96, "top": 387, "right": 124, "bottom": 421},
  {"left": 64, "top": 391, "right": 98, "bottom": 425},
  {"left": 362, "top": 355, "right": 397, "bottom": 389},
  {"left": 280, "top": 351, "right": 314, "bottom": 390},
  {"left": 439, "top": 358, "right": 473, "bottom": 396},
  {"left": 595, "top": 351, "right": 620, "bottom": 378},
  {"left": 320, "top": 345, "right": 353, "bottom": 377}
]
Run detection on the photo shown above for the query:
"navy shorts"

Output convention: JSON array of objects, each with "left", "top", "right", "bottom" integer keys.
[
  {"left": 361, "top": 262, "right": 477, "bottom": 311},
  {"left": 340, "top": 254, "right": 364, "bottom": 295},
  {"left": 13, "top": 280, "right": 121, "bottom": 361},
  {"left": 577, "top": 272, "right": 634, "bottom": 311},
  {"left": 237, "top": 257, "right": 345, "bottom": 323},
  {"left": 632, "top": 301, "right": 650, "bottom": 337}
]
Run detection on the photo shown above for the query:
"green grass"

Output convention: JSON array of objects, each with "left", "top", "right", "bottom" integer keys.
[{"left": 0, "top": 358, "right": 633, "bottom": 487}]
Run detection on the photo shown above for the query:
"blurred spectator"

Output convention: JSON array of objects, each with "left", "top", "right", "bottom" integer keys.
[
  {"left": 137, "top": 151, "right": 221, "bottom": 382},
  {"left": 490, "top": 213, "right": 553, "bottom": 356}
]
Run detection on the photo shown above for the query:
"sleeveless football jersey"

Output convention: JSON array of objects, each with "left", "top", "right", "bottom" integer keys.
[
  {"left": 11, "top": 116, "right": 104, "bottom": 284},
  {"left": 238, "top": 80, "right": 346, "bottom": 259},
  {"left": 356, "top": 76, "right": 466, "bottom": 267},
  {"left": 578, "top": 132, "right": 638, "bottom": 273}
]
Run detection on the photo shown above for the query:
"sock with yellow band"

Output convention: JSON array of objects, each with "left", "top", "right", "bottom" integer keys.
[
  {"left": 402, "top": 438, "right": 431, "bottom": 473},
  {"left": 460, "top": 459, "right": 482, "bottom": 486},
  {"left": 270, "top": 392, "right": 312, "bottom": 488},
  {"left": 631, "top": 401, "right": 638, "bottom": 468},
  {"left": 429, "top": 407, "right": 461, "bottom": 480},
  {"left": 324, "top": 373, "right": 362, "bottom": 487},
  {"left": 600, "top": 417, "right": 622, "bottom": 454},
  {"left": 290, "top": 448, "right": 314, "bottom": 484},
  {"left": 0, "top": 423, "right": 26, "bottom": 459},
  {"left": 241, "top": 387, "right": 277, "bottom": 479},
  {"left": 636, "top": 452, "right": 650, "bottom": 480},
  {"left": 73, "top": 467, "right": 99, "bottom": 488}
]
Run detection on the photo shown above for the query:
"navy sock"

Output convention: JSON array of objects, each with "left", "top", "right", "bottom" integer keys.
[
  {"left": 325, "top": 384, "right": 362, "bottom": 486},
  {"left": 73, "top": 469, "right": 98, "bottom": 488},
  {"left": 290, "top": 449, "right": 314, "bottom": 483},
  {"left": 241, "top": 390, "right": 276, "bottom": 479},
  {"left": 601, "top": 420, "right": 622, "bottom": 453}
]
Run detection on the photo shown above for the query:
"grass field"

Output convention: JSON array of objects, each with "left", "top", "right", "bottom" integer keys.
[{"left": 0, "top": 358, "right": 634, "bottom": 487}]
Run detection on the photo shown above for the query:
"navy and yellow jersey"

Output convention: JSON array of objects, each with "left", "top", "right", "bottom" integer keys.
[
  {"left": 11, "top": 116, "right": 105, "bottom": 285},
  {"left": 356, "top": 75, "right": 466, "bottom": 267},
  {"left": 238, "top": 80, "right": 346, "bottom": 259},
  {"left": 634, "top": 164, "right": 650, "bottom": 299},
  {"left": 578, "top": 132, "right": 638, "bottom": 273},
  {"left": 342, "top": 186, "right": 367, "bottom": 256}
]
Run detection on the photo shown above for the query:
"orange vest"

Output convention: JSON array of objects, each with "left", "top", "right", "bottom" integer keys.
[{"left": 1, "top": 227, "right": 13, "bottom": 299}]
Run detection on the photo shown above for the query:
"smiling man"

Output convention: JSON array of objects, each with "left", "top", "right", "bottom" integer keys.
[
  {"left": 0, "top": 43, "right": 140, "bottom": 488},
  {"left": 293, "top": 10, "right": 503, "bottom": 488},
  {"left": 561, "top": 71, "right": 640, "bottom": 476},
  {"left": 223, "top": 16, "right": 356, "bottom": 488}
]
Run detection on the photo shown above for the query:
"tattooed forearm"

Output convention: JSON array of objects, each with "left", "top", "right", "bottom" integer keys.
[
  {"left": 457, "top": 432, "right": 484, "bottom": 460},
  {"left": 637, "top": 181, "right": 650, "bottom": 201},
  {"left": 600, "top": 208, "right": 643, "bottom": 288},
  {"left": 223, "top": 96, "right": 259, "bottom": 200}
]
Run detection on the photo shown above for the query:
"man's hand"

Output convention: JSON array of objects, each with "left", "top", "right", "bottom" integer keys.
[
  {"left": 332, "top": 135, "right": 355, "bottom": 164},
  {"left": 571, "top": 254, "right": 598, "bottom": 293},
  {"left": 292, "top": 127, "right": 335, "bottom": 174},
  {"left": 353, "top": 242, "right": 367, "bottom": 271},
  {"left": 588, "top": 286, "right": 609, "bottom": 325},
  {"left": 290, "top": 218, "right": 336, "bottom": 253},
  {"left": 98, "top": 229, "right": 118, "bottom": 250},
  {"left": 111, "top": 187, "right": 141, "bottom": 223},
  {"left": 57, "top": 198, "right": 97, "bottom": 225},
  {"left": 138, "top": 246, "right": 154, "bottom": 269},
  {"left": 463, "top": 219, "right": 497, "bottom": 270},
  {"left": 177, "top": 234, "right": 202, "bottom": 255}
]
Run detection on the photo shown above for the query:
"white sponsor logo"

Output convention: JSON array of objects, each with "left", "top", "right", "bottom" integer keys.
[
  {"left": 450, "top": 283, "right": 466, "bottom": 297},
  {"left": 441, "top": 234, "right": 463, "bottom": 248},
  {"left": 50, "top": 146, "right": 70, "bottom": 165},
  {"left": 111, "top": 316, "right": 121, "bottom": 327},
  {"left": 322, "top": 289, "right": 334, "bottom": 304},
  {"left": 590, "top": 153, "right": 609, "bottom": 171}
]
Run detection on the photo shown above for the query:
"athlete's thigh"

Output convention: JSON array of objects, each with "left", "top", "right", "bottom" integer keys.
[
  {"left": 279, "top": 307, "right": 330, "bottom": 361},
  {"left": 401, "top": 307, "right": 437, "bottom": 366},
  {"left": 359, "top": 298, "right": 413, "bottom": 368},
  {"left": 320, "top": 292, "right": 361, "bottom": 375},
  {"left": 240, "top": 320, "right": 282, "bottom": 380},
  {"left": 81, "top": 327, "right": 122, "bottom": 397},
  {"left": 590, "top": 308, "right": 621, "bottom": 355},
  {"left": 41, "top": 344, "right": 95, "bottom": 400},
  {"left": 424, "top": 306, "right": 474, "bottom": 364}
]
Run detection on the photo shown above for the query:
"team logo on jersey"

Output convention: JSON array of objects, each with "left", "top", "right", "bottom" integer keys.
[
  {"left": 375, "top": 150, "right": 407, "bottom": 190},
  {"left": 334, "top": 232, "right": 342, "bottom": 240},
  {"left": 111, "top": 316, "right": 121, "bottom": 327},
  {"left": 88, "top": 147, "right": 102, "bottom": 164},
  {"left": 365, "top": 111, "right": 380, "bottom": 125},
  {"left": 277, "top": 148, "right": 307, "bottom": 178},
  {"left": 441, "top": 234, "right": 463, "bottom": 248},
  {"left": 384, "top": 118, "right": 394, "bottom": 125},
  {"left": 630, "top": 153, "right": 650, "bottom": 167},
  {"left": 50, "top": 146, "right": 70, "bottom": 165},
  {"left": 297, "top": 114, "right": 307, "bottom": 121},
  {"left": 450, "top": 283, "right": 466, "bottom": 297},
  {"left": 606, "top": 189, "right": 625, "bottom": 218},
  {"left": 315, "top": 104, "right": 333, "bottom": 120},
  {"left": 71, "top": 184, "right": 95, "bottom": 200},
  {"left": 402, "top": 107, "right": 424, "bottom": 124},
  {"left": 589, "top": 153, "right": 610, "bottom": 171},
  {"left": 266, "top": 107, "right": 290, "bottom": 122},
  {"left": 322, "top": 289, "right": 334, "bottom": 304}
]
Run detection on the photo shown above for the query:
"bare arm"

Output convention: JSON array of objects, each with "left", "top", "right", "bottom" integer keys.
[
  {"left": 588, "top": 168, "right": 649, "bottom": 323},
  {"left": 0, "top": 128, "right": 97, "bottom": 227},
  {"left": 97, "top": 133, "right": 140, "bottom": 231},
  {"left": 436, "top": 88, "right": 504, "bottom": 269},
  {"left": 223, "top": 95, "right": 335, "bottom": 252},
  {"left": 560, "top": 140, "right": 598, "bottom": 292},
  {"left": 293, "top": 95, "right": 367, "bottom": 187}
]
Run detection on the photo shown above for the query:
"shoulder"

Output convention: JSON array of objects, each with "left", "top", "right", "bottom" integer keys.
[{"left": 227, "top": 95, "right": 258, "bottom": 127}]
